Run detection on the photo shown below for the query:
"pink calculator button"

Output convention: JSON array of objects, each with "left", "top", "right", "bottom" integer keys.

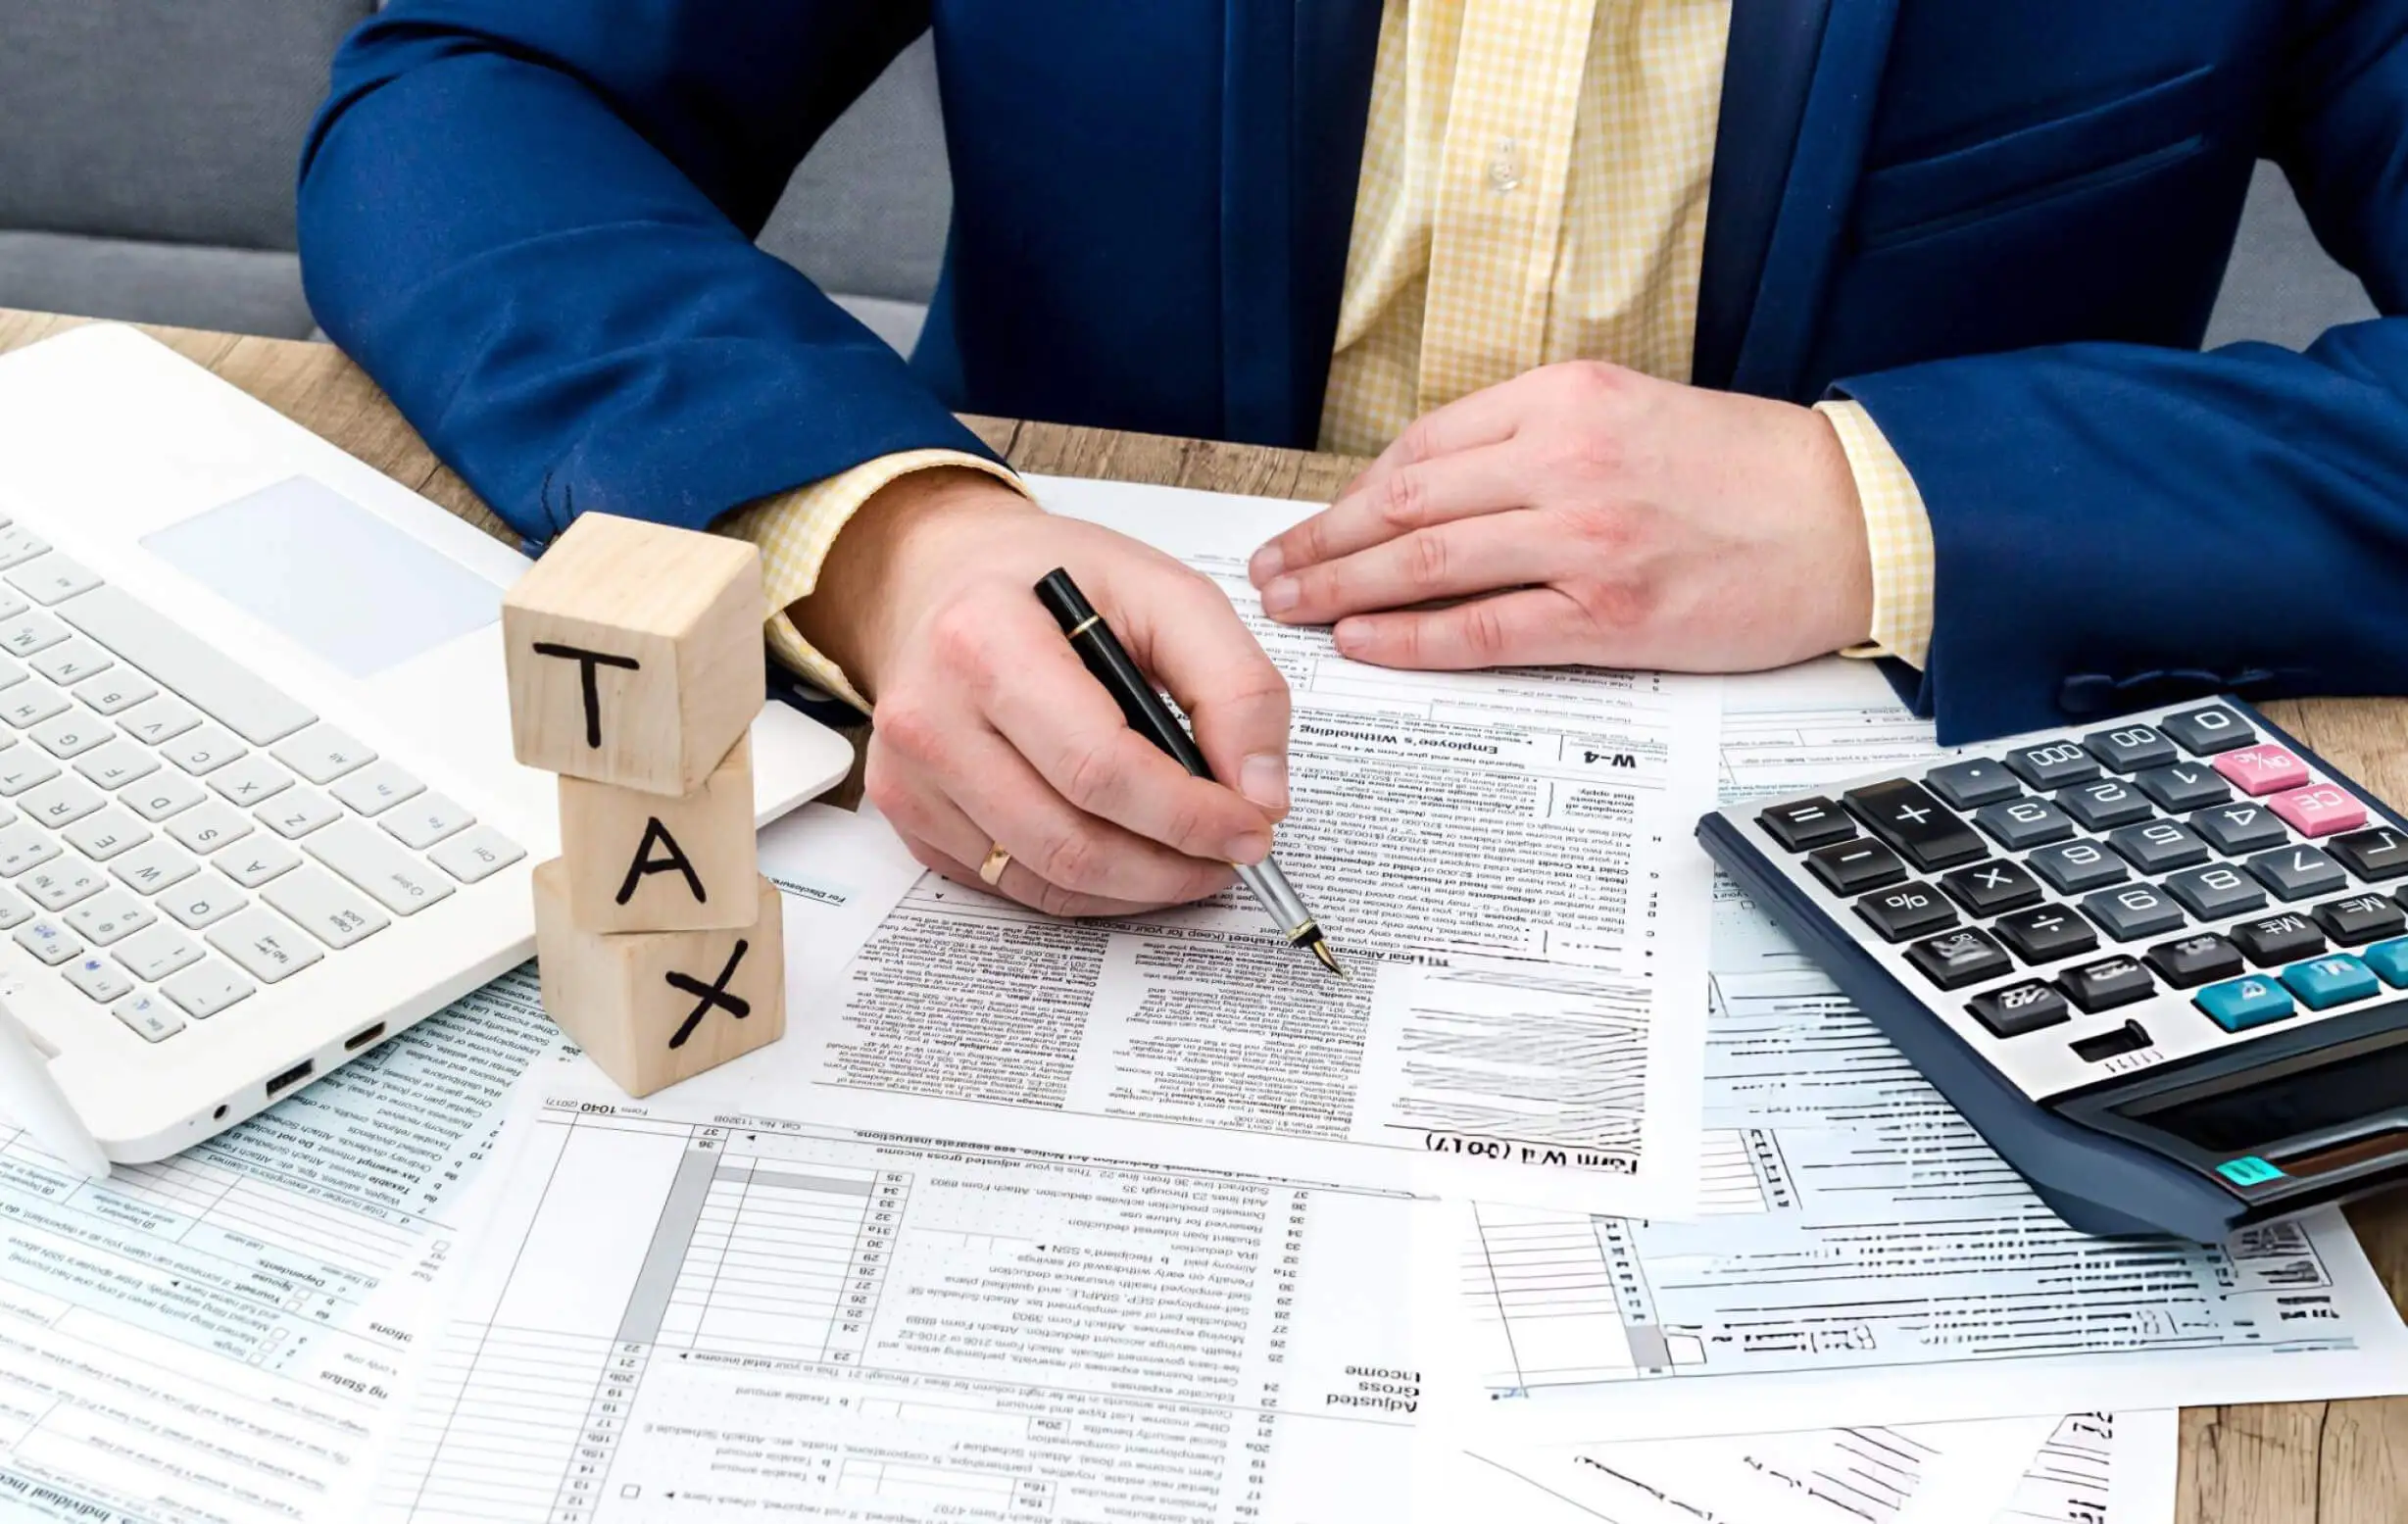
[
  {"left": 2212, "top": 744, "right": 2312, "bottom": 797},
  {"left": 2268, "top": 783, "right": 2367, "bottom": 838}
]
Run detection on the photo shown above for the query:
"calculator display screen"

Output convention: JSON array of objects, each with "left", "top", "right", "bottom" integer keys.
[{"left": 2117, "top": 1035, "right": 2408, "bottom": 1154}]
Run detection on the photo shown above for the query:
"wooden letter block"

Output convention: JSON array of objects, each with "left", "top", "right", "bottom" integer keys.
[
  {"left": 503, "top": 512, "right": 765, "bottom": 795},
  {"left": 533, "top": 860, "right": 786, "bottom": 1098},
  {"left": 559, "top": 735, "right": 758, "bottom": 932}
]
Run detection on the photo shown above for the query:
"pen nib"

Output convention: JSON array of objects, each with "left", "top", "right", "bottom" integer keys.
[{"left": 1308, "top": 938, "right": 1347, "bottom": 978}]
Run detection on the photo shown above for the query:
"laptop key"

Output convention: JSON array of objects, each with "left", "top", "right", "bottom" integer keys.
[
  {"left": 27, "top": 639, "right": 111, "bottom": 686},
  {"left": 330, "top": 760, "right": 424, "bottom": 817},
  {"left": 216, "top": 836, "right": 301, "bottom": 888},
  {"left": 166, "top": 800, "right": 254, "bottom": 854},
  {"left": 0, "top": 526, "right": 50, "bottom": 569},
  {"left": 160, "top": 879, "right": 247, "bottom": 930},
  {"left": 382, "top": 793, "right": 473, "bottom": 850},
  {"left": 0, "top": 823, "right": 59, "bottom": 877},
  {"left": 7, "top": 555, "right": 101, "bottom": 607},
  {"left": 0, "top": 615, "right": 69, "bottom": 659},
  {"left": 123, "top": 770, "right": 206, "bottom": 821},
  {"left": 208, "top": 753, "right": 293, "bottom": 808},
  {"left": 110, "top": 990, "right": 184, "bottom": 1042},
  {"left": 113, "top": 925, "right": 202, "bottom": 983},
  {"left": 271, "top": 725, "right": 375, "bottom": 786},
  {"left": 163, "top": 723, "right": 245, "bottom": 776},
  {"left": 110, "top": 838, "right": 198, "bottom": 897},
  {"left": 74, "top": 739, "right": 160, "bottom": 791},
  {"left": 205, "top": 906, "right": 326, "bottom": 983},
  {"left": 61, "top": 806, "right": 149, "bottom": 861},
  {"left": 62, "top": 955, "right": 132, "bottom": 1005},
  {"left": 0, "top": 888, "right": 30, "bottom": 930},
  {"left": 1, "top": 687, "right": 71, "bottom": 729},
  {"left": 23, "top": 861, "right": 107, "bottom": 913},
  {"left": 304, "top": 818, "right": 456, "bottom": 916},
  {"left": 119, "top": 694, "right": 202, "bottom": 746},
  {"left": 259, "top": 787, "right": 342, "bottom": 840},
  {"left": 160, "top": 959, "right": 256, "bottom": 1019},
  {"left": 261, "top": 866, "right": 390, "bottom": 950},
  {"left": 429, "top": 825, "right": 526, "bottom": 885},
  {"left": 0, "top": 753, "right": 60, "bottom": 796},
  {"left": 29, "top": 711, "right": 113, "bottom": 760},
  {"left": 21, "top": 778, "right": 103, "bottom": 831},
  {"left": 65, "top": 890, "right": 155, "bottom": 946},
  {"left": 73, "top": 669, "right": 155, "bottom": 714},
  {"left": 12, "top": 916, "right": 79, "bottom": 965}
]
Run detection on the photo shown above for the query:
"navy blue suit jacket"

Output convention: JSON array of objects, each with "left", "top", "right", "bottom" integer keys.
[{"left": 298, "top": 1, "right": 2408, "bottom": 742}]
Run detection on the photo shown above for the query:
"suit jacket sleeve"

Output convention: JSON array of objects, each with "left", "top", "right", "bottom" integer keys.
[
  {"left": 1831, "top": 7, "right": 2408, "bottom": 744},
  {"left": 296, "top": 0, "right": 994, "bottom": 545}
]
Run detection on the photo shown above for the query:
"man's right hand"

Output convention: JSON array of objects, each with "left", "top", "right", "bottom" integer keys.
[{"left": 793, "top": 469, "right": 1292, "bottom": 918}]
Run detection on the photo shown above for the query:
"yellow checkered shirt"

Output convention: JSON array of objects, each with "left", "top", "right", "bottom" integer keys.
[{"left": 728, "top": 0, "right": 1936, "bottom": 711}]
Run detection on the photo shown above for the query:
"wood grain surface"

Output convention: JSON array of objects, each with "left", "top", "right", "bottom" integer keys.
[{"left": 4, "top": 308, "right": 2400, "bottom": 1521}]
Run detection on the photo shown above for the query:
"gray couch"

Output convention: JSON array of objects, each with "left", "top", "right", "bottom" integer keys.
[{"left": 0, "top": 10, "right": 2377, "bottom": 362}]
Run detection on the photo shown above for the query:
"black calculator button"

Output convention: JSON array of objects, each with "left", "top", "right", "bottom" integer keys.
[
  {"left": 1967, "top": 980, "right": 2072, "bottom": 1038},
  {"left": 2002, "top": 740, "right": 2101, "bottom": 790},
  {"left": 2312, "top": 892, "right": 2407, "bottom": 947},
  {"left": 2190, "top": 802, "right": 2288, "bottom": 856},
  {"left": 1993, "top": 904, "right": 2099, "bottom": 964},
  {"left": 2328, "top": 826, "right": 2408, "bottom": 882},
  {"left": 2081, "top": 883, "right": 2187, "bottom": 942},
  {"left": 2082, "top": 723, "right": 2179, "bottom": 772},
  {"left": 2245, "top": 844, "right": 2347, "bottom": 902},
  {"left": 1941, "top": 859, "right": 2044, "bottom": 917},
  {"left": 2133, "top": 763, "right": 2231, "bottom": 812},
  {"left": 2164, "top": 863, "right": 2268, "bottom": 920},
  {"left": 1758, "top": 797, "right": 1856, "bottom": 852},
  {"left": 1973, "top": 797, "right": 2076, "bottom": 851},
  {"left": 2161, "top": 705, "right": 2256, "bottom": 756},
  {"left": 1843, "top": 780, "right": 1986, "bottom": 872},
  {"left": 1924, "top": 759, "right": 2022, "bottom": 810},
  {"left": 1807, "top": 839, "right": 1907, "bottom": 896},
  {"left": 1905, "top": 927, "right": 2013, "bottom": 989},
  {"left": 2229, "top": 910, "right": 2326, "bottom": 967},
  {"left": 2105, "top": 818, "right": 2211, "bottom": 874},
  {"left": 2072, "top": 1019, "right": 2154, "bottom": 1062},
  {"left": 2145, "top": 932, "right": 2245, "bottom": 988},
  {"left": 2028, "top": 840, "right": 2130, "bottom": 894},
  {"left": 1854, "top": 882, "right": 1957, "bottom": 943},
  {"left": 2059, "top": 778, "right": 2153, "bottom": 831},
  {"left": 2058, "top": 955, "right": 2155, "bottom": 1013}
]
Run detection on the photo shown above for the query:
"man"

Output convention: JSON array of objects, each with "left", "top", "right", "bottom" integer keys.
[{"left": 300, "top": 1, "right": 2408, "bottom": 921}]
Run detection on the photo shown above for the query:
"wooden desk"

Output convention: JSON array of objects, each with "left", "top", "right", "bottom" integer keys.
[{"left": 2, "top": 307, "right": 2400, "bottom": 1521}]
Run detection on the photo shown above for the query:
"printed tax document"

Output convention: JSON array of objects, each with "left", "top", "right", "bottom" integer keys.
[
  {"left": 1446, "top": 1409, "right": 2179, "bottom": 1524},
  {"left": 1426, "top": 660, "right": 2408, "bottom": 1442},
  {"left": 371, "top": 1079, "right": 1436, "bottom": 1524},
  {"left": 0, "top": 967, "right": 561, "bottom": 1524},
  {"left": 768, "top": 474, "right": 1719, "bottom": 1217}
]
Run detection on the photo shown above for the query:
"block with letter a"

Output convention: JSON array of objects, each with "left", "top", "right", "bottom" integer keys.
[{"left": 506, "top": 514, "right": 786, "bottom": 1094}]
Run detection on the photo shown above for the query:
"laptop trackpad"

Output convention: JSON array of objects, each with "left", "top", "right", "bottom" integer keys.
[{"left": 142, "top": 476, "right": 505, "bottom": 679}]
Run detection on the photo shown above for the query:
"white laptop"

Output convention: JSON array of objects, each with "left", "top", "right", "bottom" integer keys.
[{"left": 0, "top": 325, "right": 855, "bottom": 1165}]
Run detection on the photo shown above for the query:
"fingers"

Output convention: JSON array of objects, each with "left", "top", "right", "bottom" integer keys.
[
  {"left": 1261, "top": 512, "right": 1560, "bottom": 625},
  {"left": 1331, "top": 586, "right": 1599, "bottom": 670},
  {"left": 1110, "top": 569, "right": 1295, "bottom": 818},
  {"left": 969, "top": 596, "right": 1280, "bottom": 859},
  {"left": 1250, "top": 442, "right": 1530, "bottom": 590},
  {"left": 897, "top": 828, "right": 1180, "bottom": 920}
]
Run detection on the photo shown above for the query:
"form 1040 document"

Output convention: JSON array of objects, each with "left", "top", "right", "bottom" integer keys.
[
  {"left": 756, "top": 474, "right": 1720, "bottom": 1219},
  {"left": 1425, "top": 660, "right": 2408, "bottom": 1443}
]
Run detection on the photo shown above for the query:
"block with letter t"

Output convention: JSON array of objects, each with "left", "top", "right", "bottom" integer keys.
[
  {"left": 532, "top": 860, "right": 786, "bottom": 1097},
  {"left": 501, "top": 511, "right": 764, "bottom": 796}
]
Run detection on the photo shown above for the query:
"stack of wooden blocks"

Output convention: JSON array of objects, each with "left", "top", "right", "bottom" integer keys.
[{"left": 501, "top": 514, "right": 787, "bottom": 1097}]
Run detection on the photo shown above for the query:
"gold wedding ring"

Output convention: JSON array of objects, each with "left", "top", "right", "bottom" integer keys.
[{"left": 978, "top": 842, "right": 1013, "bottom": 886}]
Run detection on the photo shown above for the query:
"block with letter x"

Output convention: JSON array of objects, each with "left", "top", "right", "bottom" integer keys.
[{"left": 532, "top": 860, "right": 786, "bottom": 1097}]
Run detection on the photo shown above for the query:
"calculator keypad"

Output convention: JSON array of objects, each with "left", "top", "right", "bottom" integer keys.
[{"left": 1731, "top": 700, "right": 2408, "bottom": 1103}]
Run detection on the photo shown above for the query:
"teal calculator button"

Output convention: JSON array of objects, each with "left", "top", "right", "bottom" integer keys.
[
  {"left": 2216, "top": 1155, "right": 2286, "bottom": 1187},
  {"left": 2363, "top": 936, "right": 2408, "bottom": 988},
  {"left": 2195, "top": 975, "right": 2295, "bottom": 1031},
  {"left": 2280, "top": 954, "right": 2382, "bottom": 1010}
]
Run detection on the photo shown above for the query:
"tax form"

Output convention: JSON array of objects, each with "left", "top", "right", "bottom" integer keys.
[
  {"left": 774, "top": 474, "right": 1720, "bottom": 1218},
  {"left": 372, "top": 1080, "right": 1433, "bottom": 1524},
  {"left": 0, "top": 967, "right": 560, "bottom": 1524},
  {"left": 1427, "top": 660, "right": 2408, "bottom": 1442}
]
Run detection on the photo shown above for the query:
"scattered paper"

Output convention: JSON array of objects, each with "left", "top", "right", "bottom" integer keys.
[{"left": 766, "top": 475, "right": 1721, "bottom": 1217}]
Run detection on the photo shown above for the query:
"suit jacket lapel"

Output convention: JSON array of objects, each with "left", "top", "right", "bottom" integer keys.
[
  {"left": 1721, "top": 0, "right": 1899, "bottom": 400},
  {"left": 1220, "top": 0, "right": 1382, "bottom": 448}
]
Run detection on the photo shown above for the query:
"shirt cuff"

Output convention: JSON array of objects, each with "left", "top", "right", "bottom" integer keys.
[
  {"left": 1816, "top": 398, "right": 1936, "bottom": 670},
  {"left": 717, "top": 449, "right": 1026, "bottom": 713}
]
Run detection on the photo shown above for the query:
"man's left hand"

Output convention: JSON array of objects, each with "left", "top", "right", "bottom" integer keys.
[{"left": 1248, "top": 362, "right": 1877, "bottom": 672}]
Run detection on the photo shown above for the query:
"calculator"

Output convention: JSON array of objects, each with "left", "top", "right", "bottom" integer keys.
[{"left": 1697, "top": 698, "right": 2408, "bottom": 1241}]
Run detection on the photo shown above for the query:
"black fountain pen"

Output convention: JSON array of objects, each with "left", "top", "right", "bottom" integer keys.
[{"left": 1035, "top": 568, "right": 1345, "bottom": 977}]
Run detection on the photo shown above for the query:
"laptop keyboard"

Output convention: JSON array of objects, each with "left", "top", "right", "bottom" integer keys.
[{"left": 0, "top": 521, "right": 524, "bottom": 1045}]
